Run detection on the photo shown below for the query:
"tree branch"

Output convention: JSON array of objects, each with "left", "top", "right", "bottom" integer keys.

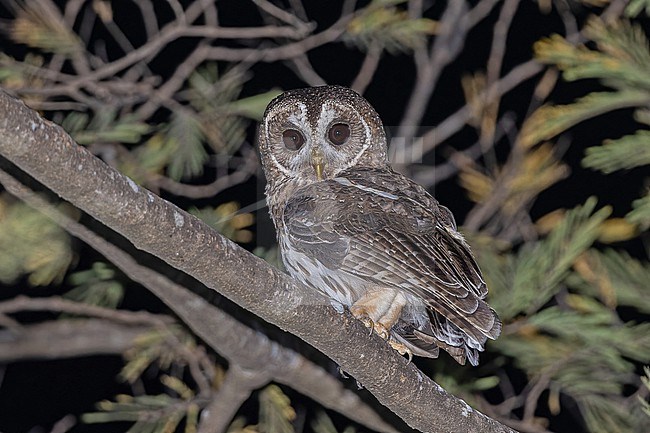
[
  {"left": 0, "top": 295, "right": 172, "bottom": 326},
  {"left": 396, "top": 1, "right": 470, "bottom": 151},
  {"left": 0, "top": 90, "right": 517, "bottom": 433},
  {"left": 0, "top": 318, "right": 152, "bottom": 361},
  {"left": 198, "top": 365, "right": 270, "bottom": 433}
]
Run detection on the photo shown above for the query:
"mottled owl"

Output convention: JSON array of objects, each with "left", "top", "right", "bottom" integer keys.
[{"left": 258, "top": 85, "right": 501, "bottom": 366}]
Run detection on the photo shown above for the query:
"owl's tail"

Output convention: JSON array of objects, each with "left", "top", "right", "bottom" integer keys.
[{"left": 393, "top": 301, "right": 501, "bottom": 366}]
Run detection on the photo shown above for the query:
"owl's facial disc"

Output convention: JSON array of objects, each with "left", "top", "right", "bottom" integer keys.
[{"left": 260, "top": 87, "right": 388, "bottom": 187}]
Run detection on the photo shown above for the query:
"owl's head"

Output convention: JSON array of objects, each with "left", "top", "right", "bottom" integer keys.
[{"left": 258, "top": 85, "right": 388, "bottom": 189}]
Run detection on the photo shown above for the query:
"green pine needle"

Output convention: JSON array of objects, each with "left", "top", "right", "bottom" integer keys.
[
  {"left": 346, "top": 0, "right": 437, "bottom": 53},
  {"left": 63, "top": 110, "right": 151, "bottom": 145},
  {"left": 583, "top": 130, "right": 650, "bottom": 173},
  {"left": 489, "top": 197, "right": 610, "bottom": 319},
  {"left": 627, "top": 192, "right": 650, "bottom": 229},
  {"left": 568, "top": 249, "right": 650, "bottom": 314},
  {"left": 64, "top": 262, "right": 123, "bottom": 309},
  {"left": 521, "top": 90, "right": 649, "bottom": 148},
  {"left": 535, "top": 18, "right": 650, "bottom": 90},
  {"left": 626, "top": 0, "right": 650, "bottom": 17},
  {"left": 0, "top": 198, "right": 73, "bottom": 285},
  {"left": 166, "top": 111, "right": 209, "bottom": 181}
]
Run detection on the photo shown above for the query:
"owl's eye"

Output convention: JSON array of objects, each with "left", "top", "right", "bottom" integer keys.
[
  {"left": 328, "top": 123, "right": 350, "bottom": 146},
  {"left": 282, "top": 129, "right": 305, "bottom": 150}
]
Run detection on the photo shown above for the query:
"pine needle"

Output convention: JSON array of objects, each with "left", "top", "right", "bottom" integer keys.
[{"left": 583, "top": 130, "right": 650, "bottom": 173}]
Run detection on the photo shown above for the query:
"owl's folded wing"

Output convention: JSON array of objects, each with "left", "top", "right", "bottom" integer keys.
[{"left": 283, "top": 179, "right": 501, "bottom": 345}]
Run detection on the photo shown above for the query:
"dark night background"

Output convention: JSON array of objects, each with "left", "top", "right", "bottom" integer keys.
[{"left": 0, "top": 1, "right": 648, "bottom": 432}]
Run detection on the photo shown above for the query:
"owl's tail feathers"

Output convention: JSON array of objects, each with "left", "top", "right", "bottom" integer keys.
[
  {"left": 425, "top": 294, "right": 502, "bottom": 361},
  {"left": 412, "top": 324, "right": 480, "bottom": 366},
  {"left": 472, "top": 301, "right": 502, "bottom": 341},
  {"left": 392, "top": 297, "right": 502, "bottom": 365},
  {"left": 418, "top": 300, "right": 501, "bottom": 366}
]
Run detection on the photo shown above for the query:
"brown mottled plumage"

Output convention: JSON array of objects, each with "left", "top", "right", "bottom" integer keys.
[{"left": 259, "top": 85, "right": 501, "bottom": 365}]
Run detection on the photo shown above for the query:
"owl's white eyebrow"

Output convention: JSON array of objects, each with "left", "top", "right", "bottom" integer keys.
[
  {"left": 333, "top": 177, "right": 398, "bottom": 200},
  {"left": 268, "top": 152, "right": 295, "bottom": 177},
  {"left": 265, "top": 113, "right": 296, "bottom": 178}
]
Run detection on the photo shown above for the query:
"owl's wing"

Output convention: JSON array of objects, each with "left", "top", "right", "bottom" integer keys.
[{"left": 283, "top": 168, "right": 501, "bottom": 351}]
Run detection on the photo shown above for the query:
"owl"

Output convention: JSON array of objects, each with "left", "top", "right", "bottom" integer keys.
[{"left": 258, "top": 85, "right": 501, "bottom": 366}]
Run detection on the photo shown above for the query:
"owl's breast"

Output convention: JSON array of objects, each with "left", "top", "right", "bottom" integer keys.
[{"left": 278, "top": 220, "right": 368, "bottom": 308}]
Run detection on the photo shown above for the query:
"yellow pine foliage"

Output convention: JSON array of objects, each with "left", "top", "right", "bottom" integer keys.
[
  {"left": 460, "top": 143, "right": 568, "bottom": 213},
  {"left": 11, "top": 1, "right": 82, "bottom": 55}
]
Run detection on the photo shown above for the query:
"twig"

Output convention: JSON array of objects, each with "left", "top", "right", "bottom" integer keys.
[
  {"left": 205, "top": 16, "right": 351, "bottom": 63},
  {"left": 467, "top": 0, "right": 504, "bottom": 27},
  {"left": 133, "top": 0, "right": 160, "bottom": 38},
  {"left": 35, "top": 23, "right": 311, "bottom": 97},
  {"left": 287, "top": 0, "right": 309, "bottom": 22},
  {"left": 167, "top": 0, "right": 187, "bottom": 23},
  {"left": 288, "top": 55, "right": 327, "bottom": 86},
  {"left": 350, "top": 43, "right": 382, "bottom": 94},
  {"left": 480, "top": 0, "right": 521, "bottom": 171},
  {"left": 417, "top": 60, "right": 543, "bottom": 160},
  {"left": 199, "top": 0, "right": 218, "bottom": 27},
  {"left": 252, "top": 0, "right": 313, "bottom": 34},
  {"left": 522, "top": 373, "right": 551, "bottom": 424},
  {"left": 521, "top": 359, "right": 567, "bottom": 425},
  {"left": 0, "top": 313, "right": 22, "bottom": 330},
  {"left": 0, "top": 319, "right": 154, "bottom": 361},
  {"left": 462, "top": 150, "right": 523, "bottom": 232},
  {"left": 198, "top": 365, "right": 269, "bottom": 433},
  {"left": 412, "top": 113, "right": 516, "bottom": 187},
  {"left": 49, "top": 414, "right": 76, "bottom": 433},
  {"left": 526, "top": 68, "right": 559, "bottom": 118},
  {"left": 62, "top": 0, "right": 85, "bottom": 26},
  {"left": 135, "top": 43, "right": 213, "bottom": 119},
  {"left": 461, "top": 3, "right": 631, "bottom": 232},
  {"left": 151, "top": 144, "right": 259, "bottom": 199},
  {"left": 396, "top": 1, "right": 469, "bottom": 155},
  {"left": 0, "top": 295, "right": 172, "bottom": 326},
  {"left": 160, "top": 327, "right": 216, "bottom": 398}
]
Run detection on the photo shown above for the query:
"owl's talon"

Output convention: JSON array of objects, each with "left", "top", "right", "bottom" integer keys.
[
  {"left": 374, "top": 323, "right": 390, "bottom": 340},
  {"left": 350, "top": 307, "right": 375, "bottom": 336},
  {"left": 359, "top": 315, "right": 375, "bottom": 336}
]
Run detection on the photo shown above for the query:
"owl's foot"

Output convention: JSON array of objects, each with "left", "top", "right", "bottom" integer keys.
[
  {"left": 350, "top": 290, "right": 406, "bottom": 341},
  {"left": 350, "top": 304, "right": 414, "bottom": 362},
  {"left": 350, "top": 307, "right": 392, "bottom": 339},
  {"left": 350, "top": 309, "right": 375, "bottom": 336},
  {"left": 373, "top": 322, "right": 390, "bottom": 340}
]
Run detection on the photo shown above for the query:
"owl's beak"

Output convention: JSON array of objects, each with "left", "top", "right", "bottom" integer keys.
[{"left": 310, "top": 147, "right": 325, "bottom": 181}]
